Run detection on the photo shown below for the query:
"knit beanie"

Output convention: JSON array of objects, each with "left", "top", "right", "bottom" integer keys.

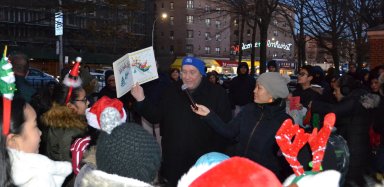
[
  {"left": 257, "top": 72, "right": 289, "bottom": 99},
  {"left": 96, "top": 123, "right": 161, "bottom": 183},
  {"left": 182, "top": 57, "right": 206, "bottom": 76},
  {"left": 178, "top": 152, "right": 230, "bottom": 187}
]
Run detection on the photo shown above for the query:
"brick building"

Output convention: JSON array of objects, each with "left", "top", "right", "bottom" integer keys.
[{"left": 367, "top": 24, "right": 384, "bottom": 69}]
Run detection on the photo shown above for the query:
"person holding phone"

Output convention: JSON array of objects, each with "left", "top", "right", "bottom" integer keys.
[{"left": 131, "top": 56, "right": 232, "bottom": 186}]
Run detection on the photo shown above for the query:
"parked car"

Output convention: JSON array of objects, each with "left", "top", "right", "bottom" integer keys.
[
  {"left": 90, "top": 72, "right": 105, "bottom": 92},
  {"left": 26, "top": 68, "right": 58, "bottom": 88}
]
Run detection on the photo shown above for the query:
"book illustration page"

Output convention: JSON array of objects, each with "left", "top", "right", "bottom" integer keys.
[
  {"left": 113, "top": 52, "right": 133, "bottom": 98},
  {"left": 128, "top": 46, "right": 158, "bottom": 85}
]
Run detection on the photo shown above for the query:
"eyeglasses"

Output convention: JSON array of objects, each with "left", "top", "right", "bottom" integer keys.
[
  {"left": 298, "top": 72, "right": 308, "bottom": 77},
  {"left": 74, "top": 97, "right": 87, "bottom": 104}
]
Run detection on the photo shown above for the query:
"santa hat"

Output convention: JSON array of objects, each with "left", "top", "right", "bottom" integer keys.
[
  {"left": 85, "top": 96, "right": 127, "bottom": 133},
  {"left": 64, "top": 57, "right": 82, "bottom": 104},
  {"left": 71, "top": 96, "right": 127, "bottom": 175},
  {"left": 187, "top": 157, "right": 282, "bottom": 187},
  {"left": 0, "top": 45, "right": 16, "bottom": 135},
  {"left": 178, "top": 152, "right": 230, "bottom": 187}
]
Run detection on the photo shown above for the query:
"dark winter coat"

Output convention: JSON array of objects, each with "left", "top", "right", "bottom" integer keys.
[
  {"left": 202, "top": 100, "right": 290, "bottom": 178},
  {"left": 228, "top": 63, "right": 256, "bottom": 107},
  {"left": 292, "top": 86, "right": 320, "bottom": 108},
  {"left": 41, "top": 103, "right": 87, "bottom": 162},
  {"left": 373, "top": 95, "right": 384, "bottom": 146},
  {"left": 312, "top": 89, "right": 379, "bottom": 185},
  {"left": 133, "top": 79, "right": 232, "bottom": 186}
]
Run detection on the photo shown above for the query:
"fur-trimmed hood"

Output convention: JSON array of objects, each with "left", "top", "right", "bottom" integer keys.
[
  {"left": 41, "top": 102, "right": 87, "bottom": 129},
  {"left": 360, "top": 93, "right": 381, "bottom": 109}
]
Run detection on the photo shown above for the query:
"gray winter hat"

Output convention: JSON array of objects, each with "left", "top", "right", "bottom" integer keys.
[{"left": 257, "top": 72, "right": 290, "bottom": 99}]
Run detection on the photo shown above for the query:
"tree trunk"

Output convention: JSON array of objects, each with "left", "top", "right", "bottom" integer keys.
[
  {"left": 259, "top": 24, "right": 268, "bottom": 73},
  {"left": 332, "top": 45, "right": 340, "bottom": 75},
  {"left": 250, "top": 18, "right": 257, "bottom": 75},
  {"left": 298, "top": 15, "right": 306, "bottom": 71},
  {"left": 238, "top": 15, "right": 245, "bottom": 65}
]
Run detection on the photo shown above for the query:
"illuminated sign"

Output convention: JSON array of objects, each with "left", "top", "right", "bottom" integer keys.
[{"left": 232, "top": 40, "right": 293, "bottom": 52}]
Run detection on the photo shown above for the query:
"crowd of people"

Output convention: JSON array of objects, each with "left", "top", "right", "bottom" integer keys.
[{"left": 0, "top": 51, "right": 384, "bottom": 187}]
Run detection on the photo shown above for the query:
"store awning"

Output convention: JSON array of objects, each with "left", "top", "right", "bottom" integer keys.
[
  {"left": 215, "top": 60, "right": 238, "bottom": 67},
  {"left": 170, "top": 58, "right": 220, "bottom": 69},
  {"left": 241, "top": 60, "right": 260, "bottom": 68}
]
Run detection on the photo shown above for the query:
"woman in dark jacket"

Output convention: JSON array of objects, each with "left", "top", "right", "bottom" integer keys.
[
  {"left": 311, "top": 75, "right": 380, "bottom": 187},
  {"left": 193, "top": 72, "right": 291, "bottom": 179}
]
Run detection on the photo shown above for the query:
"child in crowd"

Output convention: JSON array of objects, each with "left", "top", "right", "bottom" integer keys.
[
  {"left": 40, "top": 61, "right": 88, "bottom": 186},
  {"left": 5, "top": 97, "right": 72, "bottom": 186},
  {"left": 74, "top": 96, "right": 161, "bottom": 186}
]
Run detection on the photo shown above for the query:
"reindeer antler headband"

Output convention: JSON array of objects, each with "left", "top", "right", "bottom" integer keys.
[
  {"left": 0, "top": 46, "right": 16, "bottom": 135},
  {"left": 275, "top": 113, "right": 336, "bottom": 182}
]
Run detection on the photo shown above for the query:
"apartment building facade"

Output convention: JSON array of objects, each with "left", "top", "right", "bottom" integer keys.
[
  {"left": 0, "top": 0, "right": 152, "bottom": 75},
  {"left": 155, "top": 0, "right": 295, "bottom": 74}
]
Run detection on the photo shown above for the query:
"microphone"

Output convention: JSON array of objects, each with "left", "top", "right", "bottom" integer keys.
[{"left": 181, "top": 84, "right": 198, "bottom": 110}]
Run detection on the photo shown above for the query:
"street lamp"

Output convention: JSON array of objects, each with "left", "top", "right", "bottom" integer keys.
[{"left": 152, "top": 13, "right": 168, "bottom": 48}]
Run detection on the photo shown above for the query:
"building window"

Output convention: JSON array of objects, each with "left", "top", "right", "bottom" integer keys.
[
  {"left": 215, "top": 33, "right": 220, "bottom": 41},
  {"left": 205, "top": 46, "right": 211, "bottom": 54},
  {"left": 161, "top": 3, "right": 164, "bottom": 8},
  {"left": 170, "top": 2, "right": 174, "bottom": 10},
  {"left": 170, "top": 31, "right": 174, "bottom": 39},
  {"left": 247, "top": 29, "right": 251, "bottom": 36},
  {"left": 205, "top": 5, "right": 210, "bottom": 12},
  {"left": 215, "top": 47, "right": 220, "bottom": 55},
  {"left": 273, "top": 19, "right": 278, "bottom": 26},
  {"left": 233, "top": 19, "right": 238, "bottom": 26},
  {"left": 215, "top": 20, "right": 221, "bottom": 28},
  {"left": 216, "top": 8, "right": 221, "bottom": 15},
  {"left": 273, "top": 30, "right": 278, "bottom": 36},
  {"left": 187, "top": 0, "right": 194, "bottom": 9},
  {"left": 234, "top": 30, "right": 239, "bottom": 36},
  {"left": 170, "top": 16, "right": 174, "bottom": 25},
  {"left": 187, "top": 30, "right": 194, "bottom": 38},
  {"left": 186, "top": 15, "right": 193, "bottom": 23},
  {"left": 198, "top": 31, "right": 201, "bottom": 36},
  {"left": 186, "top": 45, "right": 194, "bottom": 53},
  {"left": 205, "top": 32, "right": 210, "bottom": 40},
  {"left": 205, "top": 18, "right": 211, "bottom": 26},
  {"left": 170, "top": 45, "right": 174, "bottom": 54}
]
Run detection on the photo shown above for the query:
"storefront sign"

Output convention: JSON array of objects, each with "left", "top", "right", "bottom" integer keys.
[
  {"left": 279, "top": 61, "right": 295, "bottom": 69},
  {"left": 232, "top": 40, "right": 293, "bottom": 52}
]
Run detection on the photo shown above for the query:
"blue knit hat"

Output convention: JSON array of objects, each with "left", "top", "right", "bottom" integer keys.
[{"left": 182, "top": 57, "right": 206, "bottom": 76}]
